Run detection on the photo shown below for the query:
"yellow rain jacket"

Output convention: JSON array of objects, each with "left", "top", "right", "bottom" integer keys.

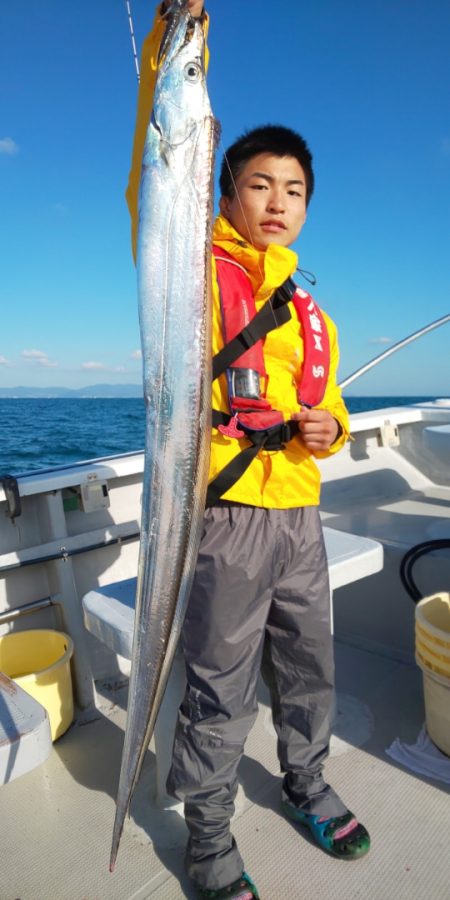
[{"left": 126, "top": 6, "right": 350, "bottom": 508}]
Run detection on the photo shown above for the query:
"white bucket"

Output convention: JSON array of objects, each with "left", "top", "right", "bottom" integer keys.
[{"left": 415, "top": 592, "right": 450, "bottom": 756}]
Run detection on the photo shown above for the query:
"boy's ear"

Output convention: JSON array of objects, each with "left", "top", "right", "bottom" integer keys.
[{"left": 219, "top": 195, "right": 231, "bottom": 217}]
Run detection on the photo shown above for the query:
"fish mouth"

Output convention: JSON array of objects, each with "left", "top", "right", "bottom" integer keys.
[{"left": 159, "top": 2, "right": 201, "bottom": 66}]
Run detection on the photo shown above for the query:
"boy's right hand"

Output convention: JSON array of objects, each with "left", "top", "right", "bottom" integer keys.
[{"left": 292, "top": 407, "right": 340, "bottom": 451}]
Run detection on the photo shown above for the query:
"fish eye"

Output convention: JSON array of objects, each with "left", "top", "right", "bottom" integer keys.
[{"left": 184, "top": 61, "right": 201, "bottom": 83}]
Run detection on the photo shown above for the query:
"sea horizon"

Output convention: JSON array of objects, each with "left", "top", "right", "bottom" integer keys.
[
  {"left": 0, "top": 395, "right": 446, "bottom": 476},
  {"left": 1, "top": 382, "right": 450, "bottom": 400}
]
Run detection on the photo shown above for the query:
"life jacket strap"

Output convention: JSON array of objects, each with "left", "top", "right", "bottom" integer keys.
[
  {"left": 212, "top": 278, "right": 295, "bottom": 381},
  {"left": 206, "top": 416, "right": 300, "bottom": 506}
]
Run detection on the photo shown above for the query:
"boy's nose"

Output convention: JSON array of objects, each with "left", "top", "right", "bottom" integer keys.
[{"left": 267, "top": 191, "right": 285, "bottom": 212}]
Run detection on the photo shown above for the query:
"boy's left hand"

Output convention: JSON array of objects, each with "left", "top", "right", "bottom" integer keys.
[
  {"left": 161, "top": 1, "right": 204, "bottom": 16},
  {"left": 292, "top": 408, "right": 340, "bottom": 451},
  {"left": 187, "top": 1, "right": 204, "bottom": 15}
]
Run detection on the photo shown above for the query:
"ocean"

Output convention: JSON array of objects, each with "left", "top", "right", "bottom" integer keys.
[{"left": 0, "top": 396, "right": 441, "bottom": 476}]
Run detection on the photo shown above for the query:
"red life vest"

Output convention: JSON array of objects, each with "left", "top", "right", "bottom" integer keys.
[{"left": 213, "top": 246, "right": 330, "bottom": 438}]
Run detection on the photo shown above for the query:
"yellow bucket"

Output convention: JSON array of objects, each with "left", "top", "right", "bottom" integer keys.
[
  {"left": 0, "top": 629, "right": 74, "bottom": 741},
  {"left": 415, "top": 592, "right": 450, "bottom": 756}
]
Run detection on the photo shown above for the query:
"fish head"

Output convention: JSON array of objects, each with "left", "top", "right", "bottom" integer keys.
[{"left": 152, "top": 12, "right": 211, "bottom": 154}]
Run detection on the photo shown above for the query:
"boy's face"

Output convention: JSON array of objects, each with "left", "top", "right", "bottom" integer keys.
[{"left": 219, "top": 153, "right": 307, "bottom": 250}]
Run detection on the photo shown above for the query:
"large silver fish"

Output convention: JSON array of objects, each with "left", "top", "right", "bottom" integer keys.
[{"left": 110, "top": 0, "right": 215, "bottom": 870}]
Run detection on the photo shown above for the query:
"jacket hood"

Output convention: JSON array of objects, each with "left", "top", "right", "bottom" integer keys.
[{"left": 213, "top": 214, "right": 298, "bottom": 301}]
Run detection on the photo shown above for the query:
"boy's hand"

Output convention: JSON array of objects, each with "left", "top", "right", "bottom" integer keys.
[
  {"left": 292, "top": 408, "right": 340, "bottom": 451},
  {"left": 161, "top": 2, "right": 204, "bottom": 17},
  {"left": 188, "top": 0, "right": 204, "bottom": 15}
]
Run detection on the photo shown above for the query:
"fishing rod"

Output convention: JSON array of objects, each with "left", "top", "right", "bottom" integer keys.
[
  {"left": 339, "top": 313, "right": 450, "bottom": 390},
  {"left": 124, "top": 0, "right": 140, "bottom": 83}
]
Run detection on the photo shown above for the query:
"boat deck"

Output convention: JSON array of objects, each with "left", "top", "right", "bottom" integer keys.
[
  {"left": 2, "top": 402, "right": 450, "bottom": 898},
  {"left": 2, "top": 639, "right": 449, "bottom": 900}
]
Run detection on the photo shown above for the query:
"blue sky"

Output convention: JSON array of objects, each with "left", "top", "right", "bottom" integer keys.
[{"left": 1, "top": 0, "right": 449, "bottom": 396}]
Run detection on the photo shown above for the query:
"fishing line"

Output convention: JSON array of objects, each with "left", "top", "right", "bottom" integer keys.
[
  {"left": 125, "top": 0, "right": 140, "bottom": 84},
  {"left": 221, "top": 150, "right": 255, "bottom": 243},
  {"left": 220, "top": 146, "right": 265, "bottom": 283}
]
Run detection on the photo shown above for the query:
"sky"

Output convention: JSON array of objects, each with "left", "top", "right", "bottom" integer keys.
[{"left": 1, "top": 0, "right": 449, "bottom": 396}]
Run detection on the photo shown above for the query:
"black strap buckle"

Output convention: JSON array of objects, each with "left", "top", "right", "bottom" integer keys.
[
  {"left": 261, "top": 429, "right": 284, "bottom": 451},
  {"left": 245, "top": 422, "right": 295, "bottom": 452}
]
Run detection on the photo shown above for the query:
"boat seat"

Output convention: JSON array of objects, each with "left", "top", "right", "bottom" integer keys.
[
  {"left": 82, "top": 527, "right": 383, "bottom": 660},
  {"left": 83, "top": 576, "right": 137, "bottom": 662},
  {"left": 0, "top": 673, "right": 52, "bottom": 786},
  {"left": 82, "top": 526, "right": 383, "bottom": 806}
]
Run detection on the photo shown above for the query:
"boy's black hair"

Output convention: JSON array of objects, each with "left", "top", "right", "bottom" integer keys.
[{"left": 219, "top": 124, "right": 314, "bottom": 206}]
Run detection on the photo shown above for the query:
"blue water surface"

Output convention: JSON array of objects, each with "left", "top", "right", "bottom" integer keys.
[{"left": 0, "top": 396, "right": 440, "bottom": 476}]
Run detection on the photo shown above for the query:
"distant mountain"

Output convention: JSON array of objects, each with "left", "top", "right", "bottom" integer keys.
[{"left": 0, "top": 384, "right": 143, "bottom": 398}]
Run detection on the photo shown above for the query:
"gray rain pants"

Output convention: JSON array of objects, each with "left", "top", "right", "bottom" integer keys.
[{"left": 166, "top": 503, "right": 347, "bottom": 891}]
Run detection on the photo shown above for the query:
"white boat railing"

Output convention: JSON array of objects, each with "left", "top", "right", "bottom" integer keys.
[{"left": 339, "top": 313, "right": 450, "bottom": 389}]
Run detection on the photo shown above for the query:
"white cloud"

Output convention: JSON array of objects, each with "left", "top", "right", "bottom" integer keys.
[
  {"left": 22, "top": 349, "right": 47, "bottom": 359},
  {"left": 369, "top": 336, "right": 393, "bottom": 345},
  {"left": 80, "top": 362, "right": 129, "bottom": 372},
  {"left": 21, "top": 348, "right": 58, "bottom": 367},
  {"left": 130, "top": 349, "right": 142, "bottom": 360},
  {"left": 0, "top": 355, "right": 13, "bottom": 367},
  {"left": 0, "top": 137, "right": 19, "bottom": 155},
  {"left": 37, "top": 357, "right": 59, "bottom": 368}
]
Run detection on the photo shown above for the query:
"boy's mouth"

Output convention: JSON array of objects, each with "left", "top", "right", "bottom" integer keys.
[{"left": 260, "top": 219, "right": 287, "bottom": 233}]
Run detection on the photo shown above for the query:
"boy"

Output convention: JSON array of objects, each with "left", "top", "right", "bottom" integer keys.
[{"left": 127, "top": 4, "right": 370, "bottom": 898}]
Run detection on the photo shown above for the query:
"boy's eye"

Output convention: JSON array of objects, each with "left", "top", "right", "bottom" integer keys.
[{"left": 249, "top": 182, "right": 268, "bottom": 190}]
